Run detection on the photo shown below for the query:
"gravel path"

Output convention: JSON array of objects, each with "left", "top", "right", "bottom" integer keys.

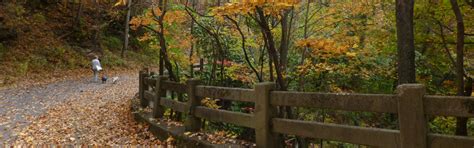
[{"left": 0, "top": 73, "right": 165, "bottom": 145}]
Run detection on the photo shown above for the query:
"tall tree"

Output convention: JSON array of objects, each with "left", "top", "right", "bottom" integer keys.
[
  {"left": 185, "top": 2, "right": 225, "bottom": 85},
  {"left": 155, "top": 0, "right": 177, "bottom": 81},
  {"left": 255, "top": 7, "right": 287, "bottom": 90},
  {"left": 226, "top": 16, "right": 263, "bottom": 82},
  {"left": 74, "top": 0, "right": 84, "bottom": 32},
  {"left": 396, "top": 0, "right": 416, "bottom": 84},
  {"left": 450, "top": 0, "right": 468, "bottom": 136},
  {"left": 121, "top": 0, "right": 132, "bottom": 57},
  {"left": 188, "top": 0, "right": 196, "bottom": 78}
]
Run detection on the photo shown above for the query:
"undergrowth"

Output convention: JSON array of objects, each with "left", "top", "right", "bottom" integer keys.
[{"left": 0, "top": 3, "right": 160, "bottom": 87}]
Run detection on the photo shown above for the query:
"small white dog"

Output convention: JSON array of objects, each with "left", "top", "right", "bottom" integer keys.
[{"left": 112, "top": 76, "right": 119, "bottom": 84}]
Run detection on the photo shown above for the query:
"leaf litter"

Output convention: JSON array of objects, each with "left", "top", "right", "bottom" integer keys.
[{"left": 1, "top": 72, "right": 171, "bottom": 146}]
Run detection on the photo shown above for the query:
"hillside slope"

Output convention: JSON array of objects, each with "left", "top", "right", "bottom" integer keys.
[{"left": 0, "top": 2, "right": 155, "bottom": 87}]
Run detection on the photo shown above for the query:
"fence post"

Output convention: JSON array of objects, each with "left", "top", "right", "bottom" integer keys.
[
  {"left": 153, "top": 76, "right": 167, "bottom": 118},
  {"left": 139, "top": 70, "right": 149, "bottom": 108},
  {"left": 185, "top": 79, "right": 201, "bottom": 131},
  {"left": 397, "top": 84, "right": 427, "bottom": 148},
  {"left": 255, "top": 82, "right": 278, "bottom": 148}
]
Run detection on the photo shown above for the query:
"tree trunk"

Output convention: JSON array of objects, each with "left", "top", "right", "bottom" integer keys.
[
  {"left": 184, "top": 7, "right": 224, "bottom": 85},
  {"left": 450, "top": 0, "right": 468, "bottom": 136},
  {"left": 395, "top": 0, "right": 416, "bottom": 84},
  {"left": 256, "top": 7, "right": 286, "bottom": 90},
  {"left": 189, "top": 0, "right": 196, "bottom": 78},
  {"left": 121, "top": 0, "right": 132, "bottom": 58},
  {"left": 159, "top": 54, "right": 164, "bottom": 75},
  {"left": 74, "top": 0, "right": 83, "bottom": 31},
  {"left": 210, "top": 50, "right": 217, "bottom": 84},
  {"left": 279, "top": 11, "right": 290, "bottom": 79},
  {"left": 255, "top": 6, "right": 291, "bottom": 147},
  {"left": 259, "top": 45, "right": 265, "bottom": 80},
  {"left": 457, "top": 77, "right": 472, "bottom": 135},
  {"left": 155, "top": 0, "right": 176, "bottom": 81}
]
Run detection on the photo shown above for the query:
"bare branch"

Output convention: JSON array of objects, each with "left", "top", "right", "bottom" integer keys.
[{"left": 225, "top": 15, "right": 262, "bottom": 82}]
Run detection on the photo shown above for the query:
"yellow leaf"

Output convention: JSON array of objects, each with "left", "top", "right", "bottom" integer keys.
[
  {"left": 114, "top": 0, "right": 126, "bottom": 7},
  {"left": 184, "top": 132, "right": 192, "bottom": 136},
  {"left": 352, "top": 43, "right": 359, "bottom": 48},
  {"left": 346, "top": 52, "right": 357, "bottom": 58}
]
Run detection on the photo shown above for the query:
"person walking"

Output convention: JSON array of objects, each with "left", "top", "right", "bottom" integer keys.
[{"left": 91, "top": 55, "right": 102, "bottom": 82}]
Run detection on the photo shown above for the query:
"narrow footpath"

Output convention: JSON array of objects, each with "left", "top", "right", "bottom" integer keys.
[{"left": 0, "top": 73, "right": 166, "bottom": 145}]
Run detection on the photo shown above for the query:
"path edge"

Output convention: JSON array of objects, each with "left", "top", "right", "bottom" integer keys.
[{"left": 131, "top": 98, "right": 247, "bottom": 148}]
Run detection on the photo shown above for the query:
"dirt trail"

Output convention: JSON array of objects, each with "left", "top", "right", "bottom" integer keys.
[{"left": 0, "top": 73, "right": 165, "bottom": 145}]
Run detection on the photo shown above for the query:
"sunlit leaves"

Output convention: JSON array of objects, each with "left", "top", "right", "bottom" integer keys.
[
  {"left": 295, "top": 38, "right": 349, "bottom": 55},
  {"left": 211, "top": 0, "right": 300, "bottom": 19},
  {"left": 201, "top": 98, "right": 221, "bottom": 109},
  {"left": 227, "top": 62, "right": 255, "bottom": 83},
  {"left": 114, "top": 0, "right": 127, "bottom": 7}
]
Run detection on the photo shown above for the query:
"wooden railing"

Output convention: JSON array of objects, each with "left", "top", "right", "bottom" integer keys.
[{"left": 138, "top": 70, "right": 474, "bottom": 148}]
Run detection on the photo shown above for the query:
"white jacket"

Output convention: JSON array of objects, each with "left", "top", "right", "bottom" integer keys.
[{"left": 92, "top": 59, "right": 102, "bottom": 71}]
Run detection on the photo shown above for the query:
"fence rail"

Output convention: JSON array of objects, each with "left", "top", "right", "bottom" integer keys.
[
  {"left": 160, "top": 98, "right": 187, "bottom": 113},
  {"left": 424, "top": 95, "right": 474, "bottom": 117},
  {"left": 195, "top": 86, "right": 255, "bottom": 102},
  {"left": 138, "top": 70, "right": 474, "bottom": 148},
  {"left": 271, "top": 91, "right": 398, "bottom": 113},
  {"left": 272, "top": 118, "right": 401, "bottom": 148},
  {"left": 194, "top": 107, "right": 255, "bottom": 128}
]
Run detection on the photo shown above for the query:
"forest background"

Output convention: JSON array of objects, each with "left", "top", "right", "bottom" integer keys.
[{"left": 0, "top": 0, "right": 473, "bottom": 146}]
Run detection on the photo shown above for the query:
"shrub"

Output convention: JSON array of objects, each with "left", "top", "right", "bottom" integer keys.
[
  {"left": 32, "top": 13, "right": 46, "bottom": 23},
  {"left": 101, "top": 50, "right": 126, "bottom": 67},
  {"left": 102, "top": 36, "right": 123, "bottom": 50},
  {"left": 16, "top": 61, "right": 29, "bottom": 76}
]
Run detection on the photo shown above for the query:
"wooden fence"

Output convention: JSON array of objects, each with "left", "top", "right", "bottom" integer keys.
[{"left": 138, "top": 70, "right": 474, "bottom": 148}]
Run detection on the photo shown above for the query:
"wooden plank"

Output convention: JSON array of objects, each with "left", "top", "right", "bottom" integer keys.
[
  {"left": 272, "top": 118, "right": 399, "bottom": 148},
  {"left": 195, "top": 86, "right": 255, "bottom": 102},
  {"left": 424, "top": 95, "right": 474, "bottom": 118},
  {"left": 153, "top": 76, "right": 167, "bottom": 118},
  {"left": 397, "top": 84, "right": 427, "bottom": 148},
  {"left": 139, "top": 71, "right": 147, "bottom": 108},
  {"left": 144, "top": 77, "right": 156, "bottom": 87},
  {"left": 270, "top": 91, "right": 397, "bottom": 113},
  {"left": 254, "top": 82, "right": 279, "bottom": 148},
  {"left": 144, "top": 90, "right": 156, "bottom": 101},
  {"left": 428, "top": 133, "right": 474, "bottom": 148},
  {"left": 160, "top": 98, "right": 187, "bottom": 113},
  {"left": 185, "top": 79, "right": 202, "bottom": 131},
  {"left": 162, "top": 81, "right": 187, "bottom": 93},
  {"left": 194, "top": 107, "right": 255, "bottom": 128}
]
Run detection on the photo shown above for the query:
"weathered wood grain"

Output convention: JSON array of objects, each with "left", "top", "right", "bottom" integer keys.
[
  {"left": 195, "top": 86, "right": 255, "bottom": 102},
  {"left": 144, "top": 77, "right": 156, "bottom": 87},
  {"left": 185, "top": 79, "right": 202, "bottom": 131},
  {"left": 153, "top": 76, "right": 167, "bottom": 118},
  {"left": 144, "top": 90, "right": 156, "bottom": 101},
  {"left": 160, "top": 98, "right": 187, "bottom": 113},
  {"left": 270, "top": 91, "right": 397, "bottom": 113},
  {"left": 397, "top": 84, "right": 427, "bottom": 148},
  {"left": 162, "top": 81, "right": 187, "bottom": 93},
  {"left": 428, "top": 134, "right": 474, "bottom": 148},
  {"left": 139, "top": 74, "right": 474, "bottom": 148},
  {"left": 194, "top": 107, "right": 255, "bottom": 128},
  {"left": 272, "top": 118, "right": 399, "bottom": 148},
  {"left": 139, "top": 71, "right": 147, "bottom": 108},
  {"left": 425, "top": 95, "right": 474, "bottom": 118},
  {"left": 254, "top": 82, "right": 279, "bottom": 148}
]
